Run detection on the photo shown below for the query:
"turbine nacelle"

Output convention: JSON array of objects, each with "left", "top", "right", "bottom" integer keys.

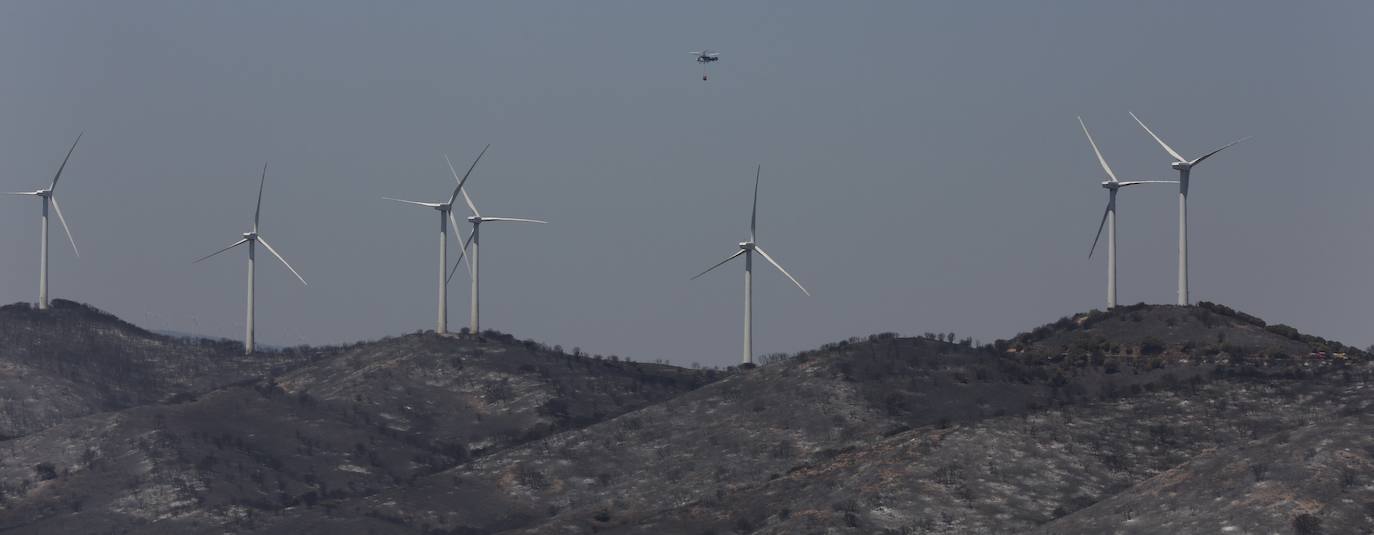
[
  {"left": 242, "top": 232, "right": 258, "bottom": 241},
  {"left": 738, "top": 241, "right": 755, "bottom": 250},
  {"left": 467, "top": 215, "right": 482, "bottom": 224},
  {"left": 1171, "top": 161, "right": 1192, "bottom": 171}
]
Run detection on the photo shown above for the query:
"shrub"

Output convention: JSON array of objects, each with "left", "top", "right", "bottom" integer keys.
[
  {"left": 1266, "top": 324, "right": 1301, "bottom": 340},
  {"left": 771, "top": 439, "right": 796, "bottom": 459},
  {"left": 34, "top": 463, "right": 58, "bottom": 481},
  {"left": 1341, "top": 470, "right": 1359, "bottom": 490},
  {"left": 515, "top": 464, "right": 548, "bottom": 490},
  {"left": 1293, "top": 513, "right": 1322, "bottom": 535}
]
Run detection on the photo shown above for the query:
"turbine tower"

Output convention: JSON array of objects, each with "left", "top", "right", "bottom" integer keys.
[
  {"left": 690, "top": 166, "right": 809, "bottom": 365},
  {"left": 194, "top": 164, "right": 308, "bottom": 354},
  {"left": 1129, "top": 112, "right": 1249, "bottom": 305},
  {"left": 1079, "top": 118, "right": 1175, "bottom": 309},
  {"left": 441, "top": 150, "right": 547, "bottom": 335},
  {"left": 4, "top": 134, "right": 83, "bottom": 310},
  {"left": 382, "top": 145, "right": 488, "bottom": 335}
]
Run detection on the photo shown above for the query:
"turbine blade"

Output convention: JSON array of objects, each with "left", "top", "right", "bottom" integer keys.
[
  {"left": 446, "top": 256, "right": 464, "bottom": 284},
  {"left": 193, "top": 238, "right": 249, "bottom": 263},
  {"left": 2, "top": 191, "right": 42, "bottom": 195},
  {"left": 254, "top": 163, "right": 267, "bottom": 232},
  {"left": 754, "top": 246, "right": 809, "bottom": 296},
  {"left": 257, "top": 236, "right": 308, "bottom": 285},
  {"left": 1077, "top": 117, "right": 1118, "bottom": 182},
  {"left": 459, "top": 189, "right": 479, "bottom": 217},
  {"left": 49, "top": 197, "right": 78, "bottom": 257},
  {"left": 448, "top": 211, "right": 471, "bottom": 276},
  {"left": 1129, "top": 112, "right": 1187, "bottom": 163},
  {"left": 48, "top": 132, "right": 83, "bottom": 192},
  {"left": 382, "top": 196, "right": 442, "bottom": 208},
  {"left": 1117, "top": 180, "right": 1179, "bottom": 187},
  {"left": 446, "top": 228, "right": 477, "bottom": 285},
  {"left": 1189, "top": 136, "right": 1251, "bottom": 167},
  {"left": 1089, "top": 201, "right": 1111, "bottom": 259},
  {"left": 690, "top": 249, "right": 746, "bottom": 281},
  {"left": 480, "top": 217, "right": 548, "bottom": 224},
  {"left": 444, "top": 145, "right": 489, "bottom": 214},
  {"left": 751, "top": 165, "right": 760, "bottom": 240}
]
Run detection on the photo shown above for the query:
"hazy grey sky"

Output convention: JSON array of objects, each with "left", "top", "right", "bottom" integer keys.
[{"left": 2, "top": 1, "right": 1370, "bottom": 366}]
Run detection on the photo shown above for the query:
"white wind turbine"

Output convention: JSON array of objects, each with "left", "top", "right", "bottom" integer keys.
[
  {"left": 382, "top": 145, "right": 488, "bottom": 335},
  {"left": 1079, "top": 118, "right": 1176, "bottom": 309},
  {"left": 690, "top": 166, "right": 809, "bottom": 366},
  {"left": 1129, "top": 112, "right": 1250, "bottom": 305},
  {"left": 193, "top": 164, "right": 308, "bottom": 354},
  {"left": 4, "top": 134, "right": 83, "bottom": 310},
  {"left": 442, "top": 150, "right": 547, "bottom": 335}
]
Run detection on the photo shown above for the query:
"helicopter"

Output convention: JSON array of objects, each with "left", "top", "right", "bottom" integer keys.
[{"left": 690, "top": 50, "right": 720, "bottom": 80}]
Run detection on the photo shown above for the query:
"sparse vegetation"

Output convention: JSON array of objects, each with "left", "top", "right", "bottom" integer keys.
[{"left": 0, "top": 300, "right": 1369, "bottom": 534}]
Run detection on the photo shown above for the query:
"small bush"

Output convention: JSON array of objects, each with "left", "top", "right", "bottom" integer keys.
[
  {"left": 1293, "top": 513, "right": 1322, "bottom": 535},
  {"left": 1266, "top": 324, "right": 1301, "bottom": 340},
  {"left": 34, "top": 463, "right": 58, "bottom": 481}
]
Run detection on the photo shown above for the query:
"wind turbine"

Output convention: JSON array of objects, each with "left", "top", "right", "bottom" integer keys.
[
  {"left": 441, "top": 150, "right": 547, "bottom": 335},
  {"left": 4, "top": 134, "right": 83, "bottom": 310},
  {"left": 1129, "top": 112, "right": 1250, "bottom": 305},
  {"left": 193, "top": 164, "right": 307, "bottom": 354},
  {"left": 382, "top": 145, "right": 488, "bottom": 335},
  {"left": 690, "top": 165, "right": 809, "bottom": 366},
  {"left": 1079, "top": 118, "right": 1176, "bottom": 309}
]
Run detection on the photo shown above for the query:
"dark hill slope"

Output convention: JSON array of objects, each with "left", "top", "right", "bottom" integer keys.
[
  {"left": 0, "top": 303, "right": 1366, "bottom": 534},
  {"left": 1033, "top": 394, "right": 1374, "bottom": 535},
  {"left": 254, "top": 305, "right": 1369, "bottom": 534},
  {"left": 266, "top": 333, "right": 1238, "bottom": 534},
  {"left": 587, "top": 367, "right": 1373, "bottom": 534},
  {"left": 0, "top": 384, "right": 444, "bottom": 534},
  {"left": 0, "top": 300, "right": 317, "bottom": 438},
  {"left": 0, "top": 329, "right": 713, "bottom": 534},
  {"left": 275, "top": 332, "right": 715, "bottom": 457}
]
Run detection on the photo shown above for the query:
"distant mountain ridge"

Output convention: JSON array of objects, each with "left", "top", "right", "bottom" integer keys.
[{"left": 0, "top": 300, "right": 1369, "bottom": 534}]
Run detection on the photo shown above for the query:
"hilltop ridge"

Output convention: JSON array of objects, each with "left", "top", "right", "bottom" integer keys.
[
  {"left": 0, "top": 301, "right": 1369, "bottom": 534},
  {"left": 0, "top": 300, "right": 320, "bottom": 439},
  {"left": 1007, "top": 302, "right": 1367, "bottom": 361},
  {"left": 0, "top": 303, "right": 717, "bottom": 533}
]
